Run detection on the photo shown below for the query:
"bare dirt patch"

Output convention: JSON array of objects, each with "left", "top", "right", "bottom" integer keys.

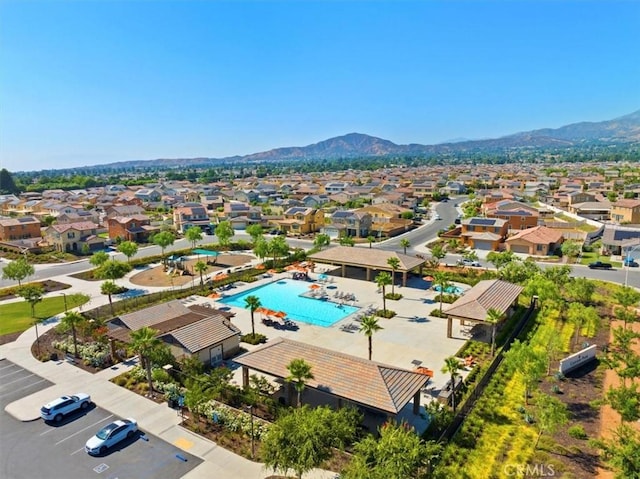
[{"left": 129, "top": 254, "right": 253, "bottom": 288}]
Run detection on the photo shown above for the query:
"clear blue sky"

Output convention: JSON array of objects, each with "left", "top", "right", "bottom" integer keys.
[{"left": 1, "top": 0, "right": 638, "bottom": 172}]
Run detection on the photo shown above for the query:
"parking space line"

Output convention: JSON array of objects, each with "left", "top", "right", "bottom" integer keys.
[
  {"left": 0, "top": 369, "right": 26, "bottom": 379},
  {"left": 70, "top": 447, "right": 85, "bottom": 455},
  {"left": 1, "top": 373, "right": 35, "bottom": 387},
  {"left": 55, "top": 415, "right": 113, "bottom": 445},
  {"left": 0, "top": 378, "right": 48, "bottom": 399},
  {"left": 0, "top": 363, "right": 18, "bottom": 371}
]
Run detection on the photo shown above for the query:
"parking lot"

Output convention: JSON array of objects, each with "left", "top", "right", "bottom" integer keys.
[{"left": 0, "top": 359, "right": 202, "bottom": 479}]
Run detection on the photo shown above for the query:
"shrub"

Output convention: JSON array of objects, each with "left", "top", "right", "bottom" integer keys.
[
  {"left": 241, "top": 333, "right": 267, "bottom": 345},
  {"left": 567, "top": 424, "right": 587, "bottom": 440},
  {"left": 430, "top": 309, "right": 448, "bottom": 318},
  {"left": 375, "top": 309, "right": 396, "bottom": 319},
  {"left": 385, "top": 293, "right": 403, "bottom": 301}
]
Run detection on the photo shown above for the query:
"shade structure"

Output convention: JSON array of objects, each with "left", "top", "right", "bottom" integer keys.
[
  {"left": 257, "top": 307, "right": 277, "bottom": 316},
  {"left": 309, "top": 284, "right": 322, "bottom": 290}
]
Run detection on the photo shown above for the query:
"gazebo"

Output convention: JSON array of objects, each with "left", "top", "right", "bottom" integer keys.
[{"left": 443, "top": 279, "right": 524, "bottom": 338}]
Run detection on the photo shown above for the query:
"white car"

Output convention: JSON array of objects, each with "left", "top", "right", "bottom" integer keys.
[
  {"left": 434, "top": 214, "right": 441, "bottom": 220},
  {"left": 40, "top": 393, "right": 91, "bottom": 422},
  {"left": 458, "top": 259, "right": 481, "bottom": 267},
  {"left": 85, "top": 418, "right": 138, "bottom": 455}
]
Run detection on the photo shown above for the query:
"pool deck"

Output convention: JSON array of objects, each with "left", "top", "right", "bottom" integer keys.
[{"left": 184, "top": 263, "right": 478, "bottom": 432}]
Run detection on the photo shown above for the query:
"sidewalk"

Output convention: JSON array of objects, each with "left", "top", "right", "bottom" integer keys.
[{"left": 0, "top": 272, "right": 337, "bottom": 479}]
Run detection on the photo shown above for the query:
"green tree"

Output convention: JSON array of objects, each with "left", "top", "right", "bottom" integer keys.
[
  {"left": 399, "top": 238, "right": 411, "bottom": 255},
  {"left": 286, "top": 358, "right": 314, "bottom": 408},
  {"left": 245, "top": 224, "right": 264, "bottom": 242},
  {"left": 194, "top": 260, "right": 207, "bottom": 288},
  {"left": 185, "top": 227, "right": 203, "bottom": 249},
  {"left": 375, "top": 271, "right": 392, "bottom": 313},
  {"left": 100, "top": 280, "right": 120, "bottom": 317},
  {"left": 60, "top": 311, "right": 85, "bottom": 358},
  {"left": 214, "top": 220, "right": 234, "bottom": 247},
  {"left": 486, "top": 250, "right": 516, "bottom": 270},
  {"left": 262, "top": 405, "right": 360, "bottom": 479},
  {"left": 0, "top": 168, "right": 20, "bottom": 194},
  {"left": 152, "top": 231, "right": 175, "bottom": 270},
  {"left": 430, "top": 243, "right": 446, "bottom": 267},
  {"left": 344, "top": 421, "right": 442, "bottom": 479},
  {"left": 339, "top": 235, "right": 355, "bottom": 247},
  {"left": 499, "top": 259, "right": 540, "bottom": 284},
  {"left": 462, "top": 250, "right": 479, "bottom": 263},
  {"left": 268, "top": 236, "right": 289, "bottom": 267},
  {"left": 504, "top": 340, "right": 546, "bottom": 405},
  {"left": 565, "top": 276, "right": 595, "bottom": 304},
  {"left": 314, "top": 233, "right": 331, "bottom": 250},
  {"left": 184, "top": 381, "right": 212, "bottom": 422},
  {"left": 95, "top": 260, "right": 131, "bottom": 281},
  {"left": 130, "top": 326, "right": 162, "bottom": 393},
  {"left": 41, "top": 215, "right": 56, "bottom": 227},
  {"left": 16, "top": 284, "right": 44, "bottom": 318},
  {"left": 485, "top": 308, "right": 503, "bottom": 357},
  {"left": 359, "top": 315, "right": 383, "bottom": 360},
  {"left": 544, "top": 332, "right": 563, "bottom": 375},
  {"left": 244, "top": 295, "right": 262, "bottom": 337},
  {"left": 560, "top": 240, "right": 581, "bottom": 261},
  {"left": 541, "top": 264, "right": 572, "bottom": 286},
  {"left": 533, "top": 393, "right": 569, "bottom": 449},
  {"left": 606, "top": 383, "right": 640, "bottom": 423},
  {"left": 253, "top": 237, "right": 269, "bottom": 262},
  {"left": 593, "top": 424, "right": 640, "bottom": 479},
  {"left": 441, "top": 356, "right": 462, "bottom": 412},
  {"left": 433, "top": 271, "right": 451, "bottom": 313},
  {"left": 387, "top": 257, "right": 400, "bottom": 295},
  {"left": 117, "top": 240, "right": 138, "bottom": 263},
  {"left": 89, "top": 250, "right": 109, "bottom": 268},
  {"left": 523, "top": 275, "right": 562, "bottom": 311},
  {"left": 613, "top": 286, "right": 640, "bottom": 329},
  {"left": 2, "top": 258, "right": 35, "bottom": 287},
  {"left": 367, "top": 235, "right": 376, "bottom": 249}
]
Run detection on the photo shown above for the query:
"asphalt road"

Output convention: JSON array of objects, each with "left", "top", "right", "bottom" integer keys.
[{"left": 0, "top": 359, "right": 202, "bottom": 479}]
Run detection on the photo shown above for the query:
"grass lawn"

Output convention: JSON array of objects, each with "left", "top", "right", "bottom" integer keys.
[{"left": 0, "top": 296, "right": 89, "bottom": 336}]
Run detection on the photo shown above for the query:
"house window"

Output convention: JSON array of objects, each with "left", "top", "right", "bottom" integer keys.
[
  {"left": 537, "top": 244, "right": 544, "bottom": 251},
  {"left": 67, "top": 232, "right": 75, "bottom": 239}
]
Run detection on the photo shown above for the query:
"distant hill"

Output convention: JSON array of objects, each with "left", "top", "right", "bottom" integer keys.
[{"left": 73, "top": 109, "right": 640, "bottom": 171}]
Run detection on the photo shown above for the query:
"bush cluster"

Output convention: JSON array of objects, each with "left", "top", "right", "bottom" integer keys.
[{"left": 52, "top": 337, "right": 111, "bottom": 367}]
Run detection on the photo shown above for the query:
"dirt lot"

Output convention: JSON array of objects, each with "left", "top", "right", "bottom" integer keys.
[{"left": 129, "top": 254, "right": 254, "bottom": 288}]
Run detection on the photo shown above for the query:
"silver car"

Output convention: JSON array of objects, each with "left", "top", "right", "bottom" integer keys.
[{"left": 85, "top": 418, "right": 138, "bottom": 455}]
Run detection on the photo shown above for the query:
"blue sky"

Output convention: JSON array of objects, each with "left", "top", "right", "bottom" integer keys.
[{"left": 1, "top": 0, "right": 638, "bottom": 172}]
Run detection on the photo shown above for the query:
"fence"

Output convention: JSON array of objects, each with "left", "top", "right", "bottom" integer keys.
[{"left": 438, "top": 296, "right": 538, "bottom": 443}]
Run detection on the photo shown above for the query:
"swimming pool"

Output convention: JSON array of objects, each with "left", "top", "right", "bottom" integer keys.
[{"left": 220, "top": 279, "right": 359, "bottom": 327}]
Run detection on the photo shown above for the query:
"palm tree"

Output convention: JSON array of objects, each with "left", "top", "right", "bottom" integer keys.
[
  {"left": 194, "top": 260, "right": 207, "bottom": 289},
  {"left": 375, "top": 272, "right": 392, "bottom": 313},
  {"left": 387, "top": 257, "right": 400, "bottom": 295},
  {"left": 244, "top": 295, "right": 262, "bottom": 337},
  {"left": 286, "top": 358, "right": 314, "bottom": 407},
  {"left": 433, "top": 271, "right": 451, "bottom": 313},
  {"left": 360, "top": 315, "right": 383, "bottom": 360},
  {"left": 485, "top": 308, "right": 503, "bottom": 356},
  {"left": 61, "top": 311, "right": 85, "bottom": 358},
  {"left": 400, "top": 238, "right": 410, "bottom": 255},
  {"left": 441, "top": 356, "right": 462, "bottom": 412},
  {"left": 130, "top": 327, "right": 162, "bottom": 393},
  {"left": 100, "top": 280, "right": 120, "bottom": 317},
  {"left": 367, "top": 235, "right": 376, "bottom": 248}
]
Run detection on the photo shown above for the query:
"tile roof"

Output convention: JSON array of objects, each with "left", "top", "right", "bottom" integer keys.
[
  {"left": 160, "top": 317, "right": 240, "bottom": 353},
  {"left": 614, "top": 199, "right": 640, "bottom": 208},
  {"left": 116, "top": 300, "right": 193, "bottom": 330},
  {"left": 49, "top": 221, "right": 98, "bottom": 233},
  {"left": 506, "top": 226, "right": 563, "bottom": 244},
  {"left": 309, "top": 246, "right": 425, "bottom": 271},
  {"left": 444, "top": 279, "right": 523, "bottom": 322},
  {"left": 234, "top": 338, "right": 428, "bottom": 414}
]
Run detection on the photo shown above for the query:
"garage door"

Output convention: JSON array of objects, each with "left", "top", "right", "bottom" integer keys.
[
  {"left": 475, "top": 241, "right": 493, "bottom": 251},
  {"left": 510, "top": 244, "right": 529, "bottom": 254}
]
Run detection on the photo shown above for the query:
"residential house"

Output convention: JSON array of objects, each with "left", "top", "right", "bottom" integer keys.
[
  {"left": 0, "top": 216, "right": 42, "bottom": 242},
  {"left": 220, "top": 201, "right": 262, "bottom": 229},
  {"left": 105, "top": 204, "right": 146, "bottom": 219},
  {"left": 134, "top": 188, "right": 162, "bottom": 203},
  {"left": 441, "top": 181, "right": 467, "bottom": 196},
  {"left": 275, "top": 207, "right": 325, "bottom": 235},
  {"left": 44, "top": 221, "right": 105, "bottom": 253},
  {"left": 107, "top": 300, "right": 241, "bottom": 366},
  {"left": 505, "top": 226, "right": 564, "bottom": 256},
  {"left": 459, "top": 218, "right": 509, "bottom": 251},
  {"left": 611, "top": 199, "right": 640, "bottom": 224},
  {"left": 107, "top": 215, "right": 159, "bottom": 243},
  {"left": 323, "top": 210, "right": 372, "bottom": 239},
  {"left": 484, "top": 200, "right": 540, "bottom": 231},
  {"left": 601, "top": 224, "right": 640, "bottom": 256},
  {"left": 411, "top": 181, "right": 438, "bottom": 199},
  {"left": 57, "top": 211, "right": 101, "bottom": 225},
  {"left": 324, "top": 182, "right": 349, "bottom": 194},
  {"left": 567, "top": 201, "right": 611, "bottom": 221},
  {"left": 302, "top": 195, "right": 330, "bottom": 208},
  {"left": 173, "top": 204, "right": 211, "bottom": 233}
]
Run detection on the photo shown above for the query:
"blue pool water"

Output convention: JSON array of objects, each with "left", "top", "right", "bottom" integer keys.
[
  {"left": 220, "top": 279, "right": 359, "bottom": 327},
  {"left": 434, "top": 285, "right": 464, "bottom": 294}
]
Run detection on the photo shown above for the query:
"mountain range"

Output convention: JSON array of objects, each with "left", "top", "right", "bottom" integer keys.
[{"left": 91, "top": 110, "right": 640, "bottom": 170}]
